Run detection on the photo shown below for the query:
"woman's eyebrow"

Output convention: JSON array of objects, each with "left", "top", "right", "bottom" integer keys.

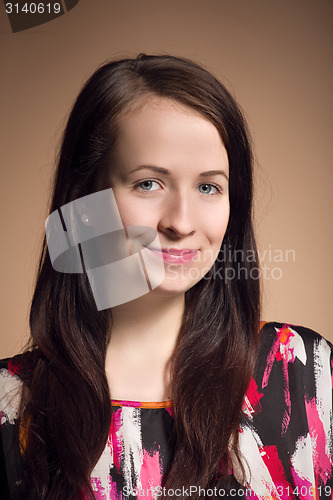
[
  {"left": 129, "top": 166, "right": 229, "bottom": 180},
  {"left": 129, "top": 165, "right": 169, "bottom": 175},
  {"left": 199, "top": 170, "right": 229, "bottom": 181}
]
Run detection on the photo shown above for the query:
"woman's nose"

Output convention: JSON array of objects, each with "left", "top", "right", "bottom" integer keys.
[{"left": 157, "top": 192, "right": 196, "bottom": 238}]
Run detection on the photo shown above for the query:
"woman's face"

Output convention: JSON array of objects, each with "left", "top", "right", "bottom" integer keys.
[{"left": 109, "top": 96, "right": 230, "bottom": 296}]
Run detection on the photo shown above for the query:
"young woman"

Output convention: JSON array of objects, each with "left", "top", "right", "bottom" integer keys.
[{"left": 0, "top": 54, "right": 332, "bottom": 500}]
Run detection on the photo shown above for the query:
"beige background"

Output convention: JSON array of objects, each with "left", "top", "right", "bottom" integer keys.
[{"left": 0, "top": 0, "right": 332, "bottom": 358}]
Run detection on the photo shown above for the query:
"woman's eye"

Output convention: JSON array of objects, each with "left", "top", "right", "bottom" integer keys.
[
  {"left": 136, "top": 180, "right": 161, "bottom": 191},
  {"left": 198, "top": 183, "right": 221, "bottom": 195}
]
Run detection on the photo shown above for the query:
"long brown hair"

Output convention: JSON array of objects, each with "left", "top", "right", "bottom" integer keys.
[{"left": 19, "top": 54, "right": 260, "bottom": 499}]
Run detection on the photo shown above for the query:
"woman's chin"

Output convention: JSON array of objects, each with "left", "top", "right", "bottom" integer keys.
[{"left": 150, "top": 274, "right": 204, "bottom": 297}]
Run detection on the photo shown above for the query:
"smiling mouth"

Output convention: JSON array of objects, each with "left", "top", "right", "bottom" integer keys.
[{"left": 149, "top": 247, "right": 199, "bottom": 263}]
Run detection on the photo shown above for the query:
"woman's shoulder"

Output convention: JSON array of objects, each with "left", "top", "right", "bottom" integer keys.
[
  {"left": 0, "top": 350, "right": 38, "bottom": 382},
  {"left": 254, "top": 321, "right": 332, "bottom": 397},
  {"left": 0, "top": 350, "right": 37, "bottom": 425},
  {"left": 239, "top": 323, "right": 333, "bottom": 494},
  {"left": 258, "top": 320, "right": 332, "bottom": 359}
]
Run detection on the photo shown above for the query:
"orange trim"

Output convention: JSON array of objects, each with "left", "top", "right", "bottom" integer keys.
[
  {"left": 259, "top": 321, "right": 268, "bottom": 330},
  {"left": 111, "top": 399, "right": 172, "bottom": 409}
]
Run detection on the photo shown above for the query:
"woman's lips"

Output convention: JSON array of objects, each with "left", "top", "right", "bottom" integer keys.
[{"left": 149, "top": 247, "right": 199, "bottom": 264}]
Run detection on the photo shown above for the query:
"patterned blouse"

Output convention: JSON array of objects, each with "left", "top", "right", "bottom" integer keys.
[{"left": 1, "top": 322, "right": 332, "bottom": 499}]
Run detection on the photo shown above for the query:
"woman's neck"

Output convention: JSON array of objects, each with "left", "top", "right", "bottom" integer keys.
[
  {"left": 105, "top": 292, "right": 185, "bottom": 401},
  {"left": 109, "top": 291, "right": 184, "bottom": 347}
]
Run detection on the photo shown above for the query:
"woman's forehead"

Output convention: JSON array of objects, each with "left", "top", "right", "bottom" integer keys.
[{"left": 112, "top": 97, "right": 229, "bottom": 177}]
